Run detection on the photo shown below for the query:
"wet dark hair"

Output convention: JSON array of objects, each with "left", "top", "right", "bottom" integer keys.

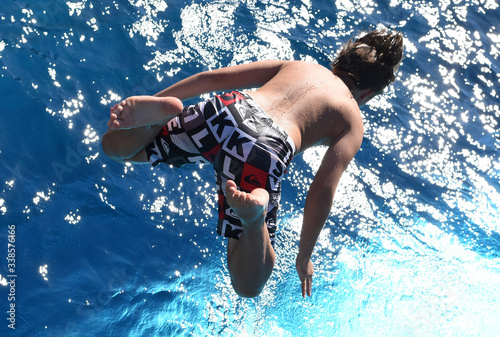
[{"left": 331, "top": 29, "right": 404, "bottom": 93}]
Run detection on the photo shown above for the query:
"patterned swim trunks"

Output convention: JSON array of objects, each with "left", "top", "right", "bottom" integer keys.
[{"left": 145, "top": 91, "right": 295, "bottom": 245}]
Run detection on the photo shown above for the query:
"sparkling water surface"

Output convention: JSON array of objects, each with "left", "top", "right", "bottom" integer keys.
[{"left": 1, "top": 0, "right": 499, "bottom": 336}]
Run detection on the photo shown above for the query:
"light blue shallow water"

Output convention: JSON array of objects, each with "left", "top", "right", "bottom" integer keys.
[{"left": 1, "top": 0, "right": 499, "bottom": 336}]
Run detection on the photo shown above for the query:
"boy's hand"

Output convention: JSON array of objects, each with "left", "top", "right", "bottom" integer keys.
[{"left": 296, "top": 255, "right": 314, "bottom": 297}]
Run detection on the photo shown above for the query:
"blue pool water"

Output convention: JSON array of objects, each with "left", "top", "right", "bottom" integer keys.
[{"left": 1, "top": 0, "right": 499, "bottom": 336}]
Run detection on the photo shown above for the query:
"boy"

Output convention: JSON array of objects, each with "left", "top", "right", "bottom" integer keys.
[{"left": 102, "top": 29, "right": 404, "bottom": 298}]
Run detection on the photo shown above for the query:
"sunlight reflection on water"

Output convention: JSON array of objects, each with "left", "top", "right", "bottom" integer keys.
[{"left": 0, "top": 0, "right": 499, "bottom": 335}]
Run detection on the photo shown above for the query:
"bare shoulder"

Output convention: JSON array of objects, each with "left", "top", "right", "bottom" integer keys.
[
  {"left": 329, "top": 93, "right": 363, "bottom": 127},
  {"left": 323, "top": 83, "right": 364, "bottom": 138},
  {"left": 321, "top": 96, "right": 363, "bottom": 167},
  {"left": 279, "top": 60, "right": 333, "bottom": 75},
  {"left": 336, "top": 96, "right": 364, "bottom": 149}
]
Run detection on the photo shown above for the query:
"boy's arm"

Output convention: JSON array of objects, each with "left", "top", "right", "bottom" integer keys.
[
  {"left": 296, "top": 125, "right": 363, "bottom": 297},
  {"left": 154, "top": 60, "right": 288, "bottom": 99}
]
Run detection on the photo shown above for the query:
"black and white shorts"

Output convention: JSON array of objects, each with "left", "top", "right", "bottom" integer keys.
[{"left": 146, "top": 91, "right": 296, "bottom": 245}]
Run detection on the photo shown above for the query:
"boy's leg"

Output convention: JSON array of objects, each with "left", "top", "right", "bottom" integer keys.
[
  {"left": 101, "top": 96, "right": 183, "bottom": 162},
  {"left": 225, "top": 180, "right": 275, "bottom": 298}
]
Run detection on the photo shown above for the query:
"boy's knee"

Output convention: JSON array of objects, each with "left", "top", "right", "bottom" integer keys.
[
  {"left": 101, "top": 132, "right": 115, "bottom": 157},
  {"left": 101, "top": 132, "right": 125, "bottom": 163},
  {"left": 232, "top": 283, "right": 263, "bottom": 298}
]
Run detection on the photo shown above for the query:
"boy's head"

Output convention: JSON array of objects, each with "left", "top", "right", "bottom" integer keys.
[{"left": 331, "top": 29, "right": 404, "bottom": 94}]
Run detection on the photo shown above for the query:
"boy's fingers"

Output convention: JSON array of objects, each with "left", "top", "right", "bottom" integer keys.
[{"left": 301, "top": 276, "right": 312, "bottom": 298}]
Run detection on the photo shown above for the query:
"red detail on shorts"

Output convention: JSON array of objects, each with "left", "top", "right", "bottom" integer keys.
[
  {"left": 218, "top": 193, "right": 225, "bottom": 219},
  {"left": 217, "top": 91, "right": 245, "bottom": 106},
  {"left": 160, "top": 125, "right": 170, "bottom": 137},
  {"left": 202, "top": 143, "right": 221, "bottom": 163},
  {"left": 240, "top": 163, "right": 269, "bottom": 192}
]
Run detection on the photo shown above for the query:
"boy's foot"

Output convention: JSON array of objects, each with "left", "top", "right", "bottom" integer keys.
[
  {"left": 107, "top": 96, "right": 183, "bottom": 130},
  {"left": 225, "top": 180, "right": 269, "bottom": 229}
]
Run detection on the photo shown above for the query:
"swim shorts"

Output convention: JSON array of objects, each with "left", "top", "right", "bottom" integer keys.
[{"left": 145, "top": 91, "right": 295, "bottom": 245}]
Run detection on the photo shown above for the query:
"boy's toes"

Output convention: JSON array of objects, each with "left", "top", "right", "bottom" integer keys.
[{"left": 112, "top": 105, "right": 123, "bottom": 115}]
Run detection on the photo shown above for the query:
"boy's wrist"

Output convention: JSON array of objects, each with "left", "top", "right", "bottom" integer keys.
[{"left": 296, "top": 247, "right": 312, "bottom": 260}]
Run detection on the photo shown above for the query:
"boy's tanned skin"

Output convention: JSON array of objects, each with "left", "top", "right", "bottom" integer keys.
[{"left": 102, "top": 30, "right": 403, "bottom": 298}]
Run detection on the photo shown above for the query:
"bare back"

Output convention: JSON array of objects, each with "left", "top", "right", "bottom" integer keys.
[{"left": 246, "top": 61, "right": 364, "bottom": 153}]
